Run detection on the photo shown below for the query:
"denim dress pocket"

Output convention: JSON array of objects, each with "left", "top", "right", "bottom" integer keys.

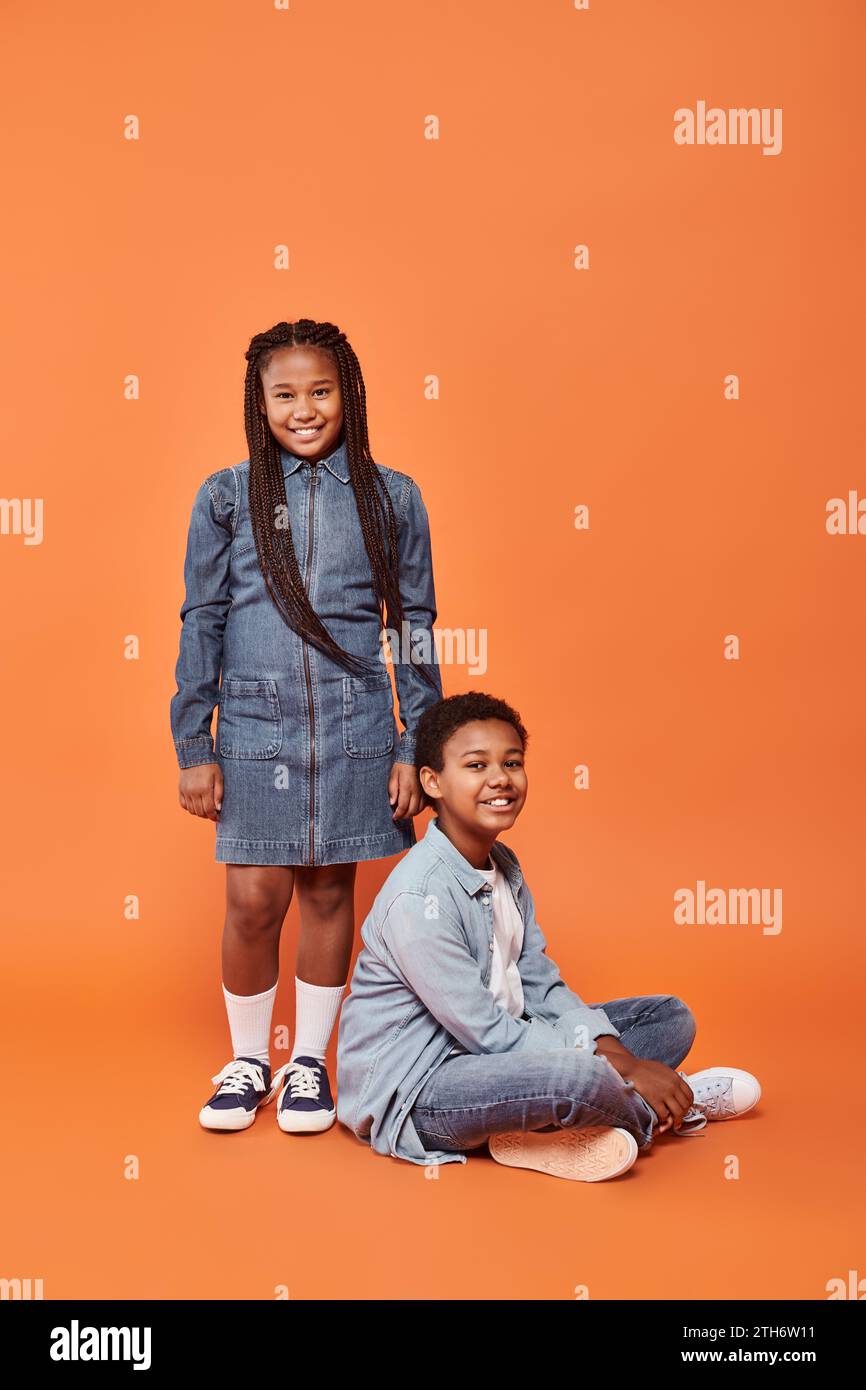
[
  {"left": 341, "top": 673, "right": 395, "bottom": 758},
  {"left": 217, "top": 677, "right": 283, "bottom": 759}
]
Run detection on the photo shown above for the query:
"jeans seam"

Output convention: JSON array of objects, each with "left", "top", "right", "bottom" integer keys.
[{"left": 413, "top": 1097, "right": 643, "bottom": 1129}]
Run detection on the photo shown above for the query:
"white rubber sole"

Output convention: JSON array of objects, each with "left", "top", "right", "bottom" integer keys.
[
  {"left": 277, "top": 1106, "right": 337, "bottom": 1134},
  {"left": 488, "top": 1126, "right": 639, "bottom": 1181},
  {"left": 198, "top": 1104, "right": 261, "bottom": 1132}
]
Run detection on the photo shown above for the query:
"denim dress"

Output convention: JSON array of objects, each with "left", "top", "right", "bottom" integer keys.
[{"left": 169, "top": 436, "right": 443, "bottom": 866}]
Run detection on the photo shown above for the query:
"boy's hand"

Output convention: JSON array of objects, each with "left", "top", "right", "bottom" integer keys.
[
  {"left": 388, "top": 760, "right": 424, "bottom": 820},
  {"left": 594, "top": 1039, "right": 693, "bottom": 1133},
  {"left": 179, "top": 763, "right": 223, "bottom": 821},
  {"left": 617, "top": 1056, "right": 694, "bottom": 1134}
]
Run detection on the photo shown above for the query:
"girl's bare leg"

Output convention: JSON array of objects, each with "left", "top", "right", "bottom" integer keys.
[
  {"left": 222, "top": 864, "right": 295, "bottom": 994},
  {"left": 294, "top": 862, "right": 358, "bottom": 984}
]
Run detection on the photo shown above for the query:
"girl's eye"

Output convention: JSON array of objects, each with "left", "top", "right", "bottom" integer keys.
[
  {"left": 467, "top": 761, "right": 522, "bottom": 770},
  {"left": 275, "top": 388, "right": 329, "bottom": 399}
]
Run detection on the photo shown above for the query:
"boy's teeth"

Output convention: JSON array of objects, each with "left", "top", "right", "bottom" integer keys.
[{"left": 484, "top": 798, "right": 510, "bottom": 805}]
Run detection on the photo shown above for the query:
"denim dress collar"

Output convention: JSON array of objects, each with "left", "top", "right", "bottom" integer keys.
[{"left": 280, "top": 437, "right": 351, "bottom": 484}]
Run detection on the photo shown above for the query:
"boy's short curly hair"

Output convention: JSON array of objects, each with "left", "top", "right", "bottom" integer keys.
[{"left": 414, "top": 692, "right": 529, "bottom": 804}]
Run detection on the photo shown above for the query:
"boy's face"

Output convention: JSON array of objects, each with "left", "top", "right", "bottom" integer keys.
[
  {"left": 420, "top": 719, "right": 527, "bottom": 835},
  {"left": 258, "top": 345, "right": 344, "bottom": 462}
]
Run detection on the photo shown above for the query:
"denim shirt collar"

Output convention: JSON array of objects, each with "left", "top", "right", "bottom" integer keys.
[
  {"left": 424, "top": 816, "right": 524, "bottom": 899},
  {"left": 280, "top": 436, "right": 350, "bottom": 484}
]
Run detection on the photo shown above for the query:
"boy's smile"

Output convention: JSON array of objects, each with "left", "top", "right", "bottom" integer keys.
[
  {"left": 420, "top": 718, "right": 527, "bottom": 867},
  {"left": 258, "top": 344, "right": 344, "bottom": 463}
]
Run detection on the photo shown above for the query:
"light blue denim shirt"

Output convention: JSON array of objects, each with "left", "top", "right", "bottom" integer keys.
[{"left": 336, "top": 816, "right": 622, "bottom": 1166}]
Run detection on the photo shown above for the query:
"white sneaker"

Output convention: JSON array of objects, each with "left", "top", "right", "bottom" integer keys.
[
  {"left": 488, "top": 1126, "right": 639, "bottom": 1181},
  {"left": 671, "top": 1066, "right": 762, "bottom": 1136}
]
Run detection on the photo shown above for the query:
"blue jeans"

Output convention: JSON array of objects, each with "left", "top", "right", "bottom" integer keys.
[{"left": 410, "top": 995, "right": 696, "bottom": 1154}]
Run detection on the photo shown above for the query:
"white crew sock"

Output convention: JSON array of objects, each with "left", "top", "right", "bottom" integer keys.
[
  {"left": 292, "top": 976, "right": 347, "bottom": 1063},
  {"left": 222, "top": 979, "right": 278, "bottom": 1066}
]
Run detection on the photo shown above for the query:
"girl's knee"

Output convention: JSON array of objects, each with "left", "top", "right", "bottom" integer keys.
[
  {"left": 226, "top": 869, "right": 291, "bottom": 936},
  {"left": 294, "top": 863, "right": 356, "bottom": 912}
]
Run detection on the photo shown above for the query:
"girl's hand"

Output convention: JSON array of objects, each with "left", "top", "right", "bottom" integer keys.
[
  {"left": 615, "top": 1057, "right": 694, "bottom": 1134},
  {"left": 179, "top": 763, "right": 224, "bottom": 822},
  {"left": 388, "top": 761, "right": 424, "bottom": 821}
]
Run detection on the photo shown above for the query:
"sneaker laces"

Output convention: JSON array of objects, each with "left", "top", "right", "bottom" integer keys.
[
  {"left": 209, "top": 1059, "right": 268, "bottom": 1097},
  {"left": 670, "top": 1069, "right": 740, "bottom": 1136},
  {"left": 272, "top": 1060, "right": 321, "bottom": 1104}
]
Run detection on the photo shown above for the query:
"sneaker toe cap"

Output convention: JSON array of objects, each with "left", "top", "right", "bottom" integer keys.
[{"left": 732, "top": 1073, "right": 762, "bottom": 1112}]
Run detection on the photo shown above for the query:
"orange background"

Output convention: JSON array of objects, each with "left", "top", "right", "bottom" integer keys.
[{"left": 1, "top": 0, "right": 864, "bottom": 1300}]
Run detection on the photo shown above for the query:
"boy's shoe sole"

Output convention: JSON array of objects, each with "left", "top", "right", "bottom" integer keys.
[{"left": 488, "top": 1126, "right": 639, "bottom": 1181}]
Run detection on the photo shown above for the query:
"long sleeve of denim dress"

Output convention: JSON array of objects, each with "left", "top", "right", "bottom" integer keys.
[{"left": 169, "top": 436, "right": 443, "bottom": 865}]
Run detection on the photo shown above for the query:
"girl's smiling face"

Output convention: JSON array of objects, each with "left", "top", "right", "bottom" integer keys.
[{"left": 258, "top": 345, "right": 344, "bottom": 461}]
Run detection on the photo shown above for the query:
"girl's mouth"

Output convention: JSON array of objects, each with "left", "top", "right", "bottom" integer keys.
[{"left": 289, "top": 424, "right": 324, "bottom": 438}]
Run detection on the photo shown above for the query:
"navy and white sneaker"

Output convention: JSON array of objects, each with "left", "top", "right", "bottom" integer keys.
[
  {"left": 273, "top": 1056, "right": 336, "bottom": 1134},
  {"left": 198, "top": 1056, "right": 277, "bottom": 1132}
]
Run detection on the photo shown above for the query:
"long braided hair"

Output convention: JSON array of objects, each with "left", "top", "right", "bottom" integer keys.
[{"left": 243, "top": 318, "right": 440, "bottom": 691}]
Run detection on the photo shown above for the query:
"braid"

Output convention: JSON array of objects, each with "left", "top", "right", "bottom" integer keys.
[{"left": 243, "top": 318, "right": 440, "bottom": 690}]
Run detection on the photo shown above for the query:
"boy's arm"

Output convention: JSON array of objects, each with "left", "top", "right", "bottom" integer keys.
[
  {"left": 380, "top": 891, "right": 580, "bottom": 1056},
  {"left": 516, "top": 880, "right": 623, "bottom": 1051},
  {"left": 390, "top": 478, "right": 443, "bottom": 766},
  {"left": 169, "top": 477, "right": 233, "bottom": 769}
]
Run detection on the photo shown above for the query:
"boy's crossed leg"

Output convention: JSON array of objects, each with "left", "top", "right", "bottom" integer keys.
[{"left": 410, "top": 994, "right": 696, "bottom": 1156}]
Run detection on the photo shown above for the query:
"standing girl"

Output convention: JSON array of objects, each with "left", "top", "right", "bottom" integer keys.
[{"left": 170, "top": 318, "right": 443, "bottom": 1135}]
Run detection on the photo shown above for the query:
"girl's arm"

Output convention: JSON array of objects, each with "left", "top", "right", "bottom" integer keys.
[
  {"left": 391, "top": 478, "right": 443, "bottom": 764},
  {"left": 170, "top": 474, "right": 234, "bottom": 768}
]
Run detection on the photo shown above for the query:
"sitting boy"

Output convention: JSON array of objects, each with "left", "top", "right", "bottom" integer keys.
[{"left": 336, "top": 692, "right": 761, "bottom": 1180}]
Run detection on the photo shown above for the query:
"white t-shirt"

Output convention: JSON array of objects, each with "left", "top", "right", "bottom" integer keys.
[{"left": 447, "top": 859, "right": 525, "bottom": 1057}]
